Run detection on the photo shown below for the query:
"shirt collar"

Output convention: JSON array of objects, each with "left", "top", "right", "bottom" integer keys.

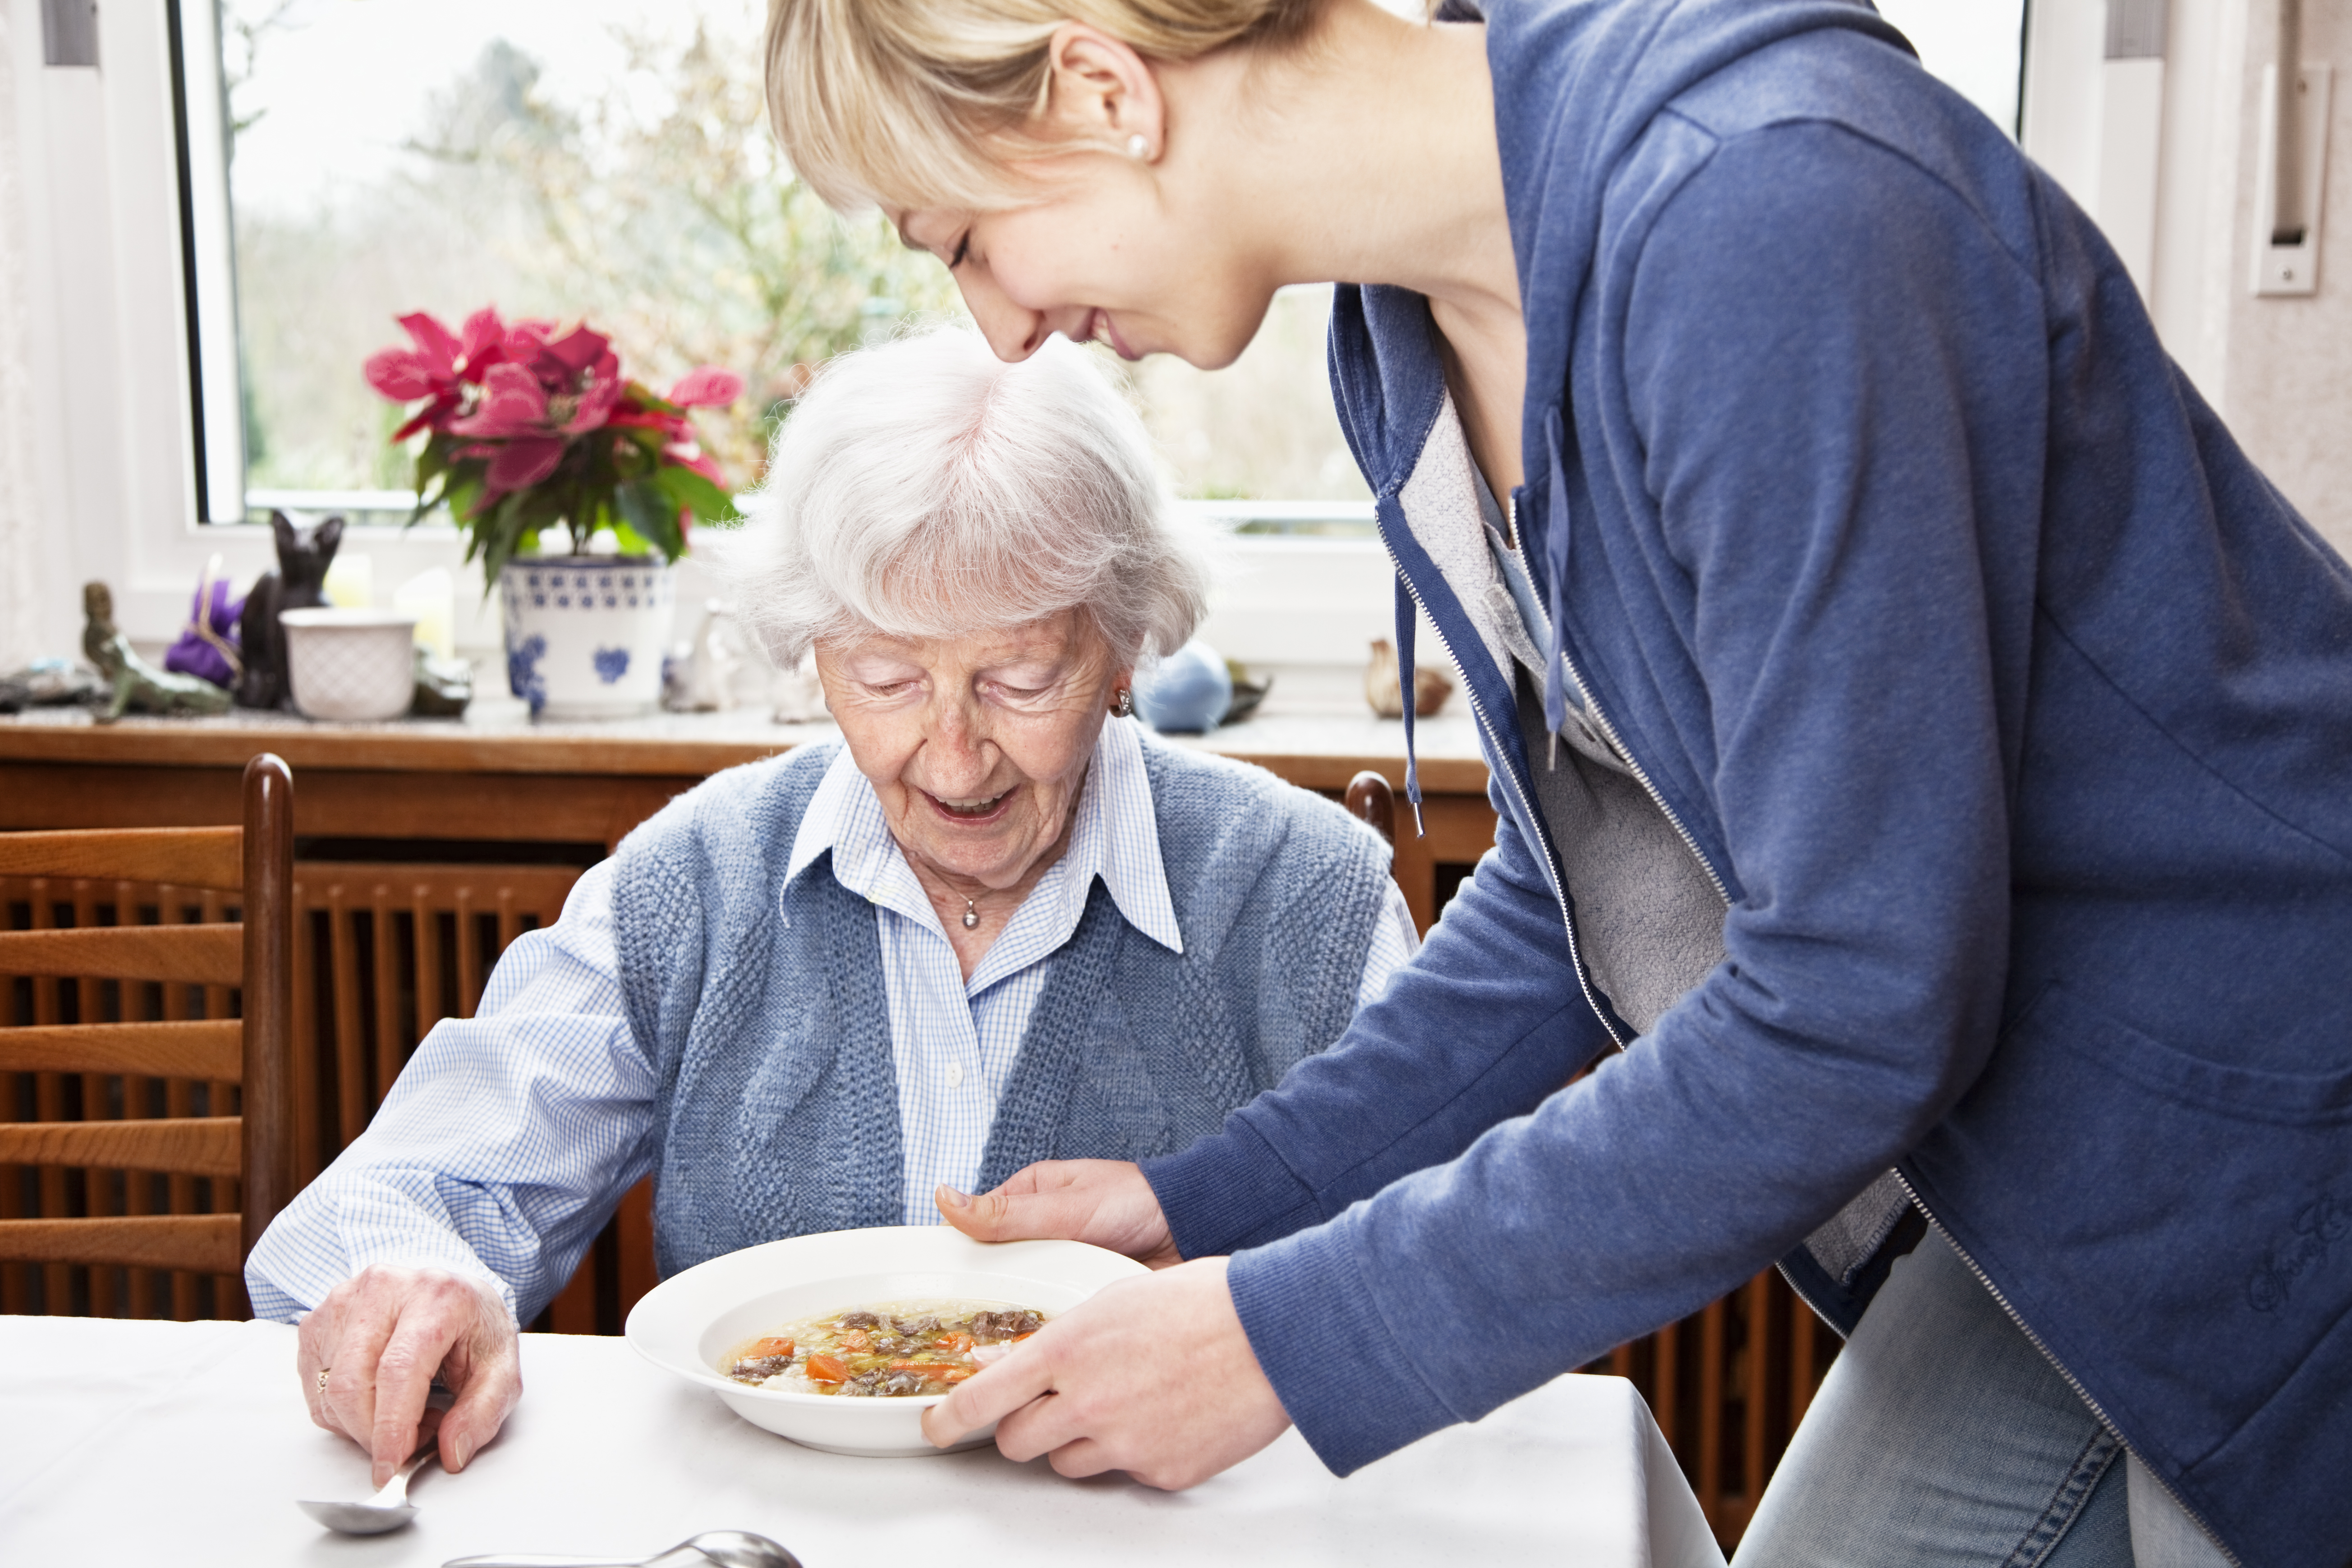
[{"left": 783, "top": 716, "right": 1182, "bottom": 961}]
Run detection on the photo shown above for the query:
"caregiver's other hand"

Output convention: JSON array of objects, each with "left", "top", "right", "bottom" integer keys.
[
  {"left": 920, "top": 1257, "right": 1291, "bottom": 1489},
  {"left": 297, "top": 1264, "right": 522, "bottom": 1488},
  {"left": 936, "top": 1159, "right": 1180, "bottom": 1269}
]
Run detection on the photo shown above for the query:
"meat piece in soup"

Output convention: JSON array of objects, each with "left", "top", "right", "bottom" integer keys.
[{"left": 721, "top": 1299, "right": 1047, "bottom": 1396}]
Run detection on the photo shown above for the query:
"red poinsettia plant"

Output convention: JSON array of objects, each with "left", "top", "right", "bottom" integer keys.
[{"left": 366, "top": 307, "right": 744, "bottom": 582}]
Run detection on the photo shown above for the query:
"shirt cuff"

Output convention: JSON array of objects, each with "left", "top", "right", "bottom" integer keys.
[
  {"left": 1142, "top": 1117, "right": 1323, "bottom": 1260},
  {"left": 1227, "top": 1215, "right": 1461, "bottom": 1476}
]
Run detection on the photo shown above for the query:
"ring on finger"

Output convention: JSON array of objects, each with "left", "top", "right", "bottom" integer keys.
[{"left": 317, "top": 1366, "right": 332, "bottom": 1395}]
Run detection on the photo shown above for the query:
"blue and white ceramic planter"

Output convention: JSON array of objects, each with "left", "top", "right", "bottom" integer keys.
[{"left": 499, "top": 556, "right": 674, "bottom": 719}]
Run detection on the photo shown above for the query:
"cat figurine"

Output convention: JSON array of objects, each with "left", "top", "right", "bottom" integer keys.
[{"left": 235, "top": 510, "right": 344, "bottom": 710}]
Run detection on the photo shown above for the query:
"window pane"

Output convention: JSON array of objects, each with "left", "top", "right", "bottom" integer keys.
[
  {"left": 1875, "top": 0, "right": 2028, "bottom": 135},
  {"left": 218, "top": 0, "right": 959, "bottom": 514},
  {"left": 202, "top": 0, "right": 2025, "bottom": 525}
]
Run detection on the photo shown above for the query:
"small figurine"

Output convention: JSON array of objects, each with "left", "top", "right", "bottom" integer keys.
[
  {"left": 686, "top": 601, "right": 745, "bottom": 712},
  {"left": 81, "top": 581, "right": 233, "bottom": 722},
  {"left": 1365, "top": 637, "right": 1452, "bottom": 719},
  {"left": 236, "top": 510, "right": 344, "bottom": 710},
  {"left": 770, "top": 648, "right": 828, "bottom": 724}
]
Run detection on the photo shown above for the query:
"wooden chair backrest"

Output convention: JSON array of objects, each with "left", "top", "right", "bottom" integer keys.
[
  {"left": 0, "top": 754, "right": 293, "bottom": 1314},
  {"left": 1345, "top": 769, "right": 1398, "bottom": 847}
]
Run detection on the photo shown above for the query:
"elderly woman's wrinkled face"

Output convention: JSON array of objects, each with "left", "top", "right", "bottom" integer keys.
[{"left": 816, "top": 611, "right": 1129, "bottom": 893}]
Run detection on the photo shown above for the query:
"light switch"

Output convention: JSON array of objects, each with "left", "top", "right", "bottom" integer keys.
[{"left": 2254, "top": 64, "right": 2334, "bottom": 296}]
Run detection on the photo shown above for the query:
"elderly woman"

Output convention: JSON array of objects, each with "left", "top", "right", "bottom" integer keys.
[{"left": 246, "top": 328, "right": 1415, "bottom": 1487}]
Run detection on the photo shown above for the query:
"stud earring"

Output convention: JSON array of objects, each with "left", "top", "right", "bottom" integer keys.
[
  {"left": 1125, "top": 133, "right": 1150, "bottom": 161},
  {"left": 1115, "top": 688, "right": 1134, "bottom": 718}
]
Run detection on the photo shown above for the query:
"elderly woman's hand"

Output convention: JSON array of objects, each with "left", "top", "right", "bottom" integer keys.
[
  {"left": 297, "top": 1265, "right": 522, "bottom": 1488},
  {"left": 935, "top": 1159, "right": 1181, "bottom": 1269}
]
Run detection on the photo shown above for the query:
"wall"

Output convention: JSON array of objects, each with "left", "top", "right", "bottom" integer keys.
[
  {"left": 2032, "top": 0, "right": 2352, "bottom": 564},
  {"left": 2215, "top": 0, "right": 2352, "bottom": 559},
  {"left": 0, "top": 4, "right": 54, "bottom": 668}
]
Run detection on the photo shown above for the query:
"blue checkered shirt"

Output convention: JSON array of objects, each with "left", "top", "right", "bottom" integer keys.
[{"left": 245, "top": 717, "right": 1417, "bottom": 1320}]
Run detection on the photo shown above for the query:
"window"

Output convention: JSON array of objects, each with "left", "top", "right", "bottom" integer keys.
[
  {"left": 1877, "top": 0, "right": 2029, "bottom": 136},
  {"left": 187, "top": 0, "right": 1371, "bottom": 535},
  {"left": 134, "top": 0, "right": 2030, "bottom": 667}
]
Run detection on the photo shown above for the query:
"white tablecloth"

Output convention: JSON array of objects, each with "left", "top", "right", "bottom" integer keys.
[{"left": 0, "top": 1317, "right": 1724, "bottom": 1567}]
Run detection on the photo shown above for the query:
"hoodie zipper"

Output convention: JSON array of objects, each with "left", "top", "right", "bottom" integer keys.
[
  {"left": 1509, "top": 497, "right": 1734, "bottom": 910},
  {"left": 1383, "top": 530, "right": 1627, "bottom": 1052},
  {"left": 1888, "top": 1169, "right": 2244, "bottom": 1567}
]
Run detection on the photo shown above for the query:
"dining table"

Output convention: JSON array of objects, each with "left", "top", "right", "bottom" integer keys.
[{"left": 0, "top": 1315, "right": 1727, "bottom": 1567}]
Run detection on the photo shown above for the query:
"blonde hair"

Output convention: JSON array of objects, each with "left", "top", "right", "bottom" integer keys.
[
  {"left": 726, "top": 327, "right": 1217, "bottom": 668},
  {"left": 765, "top": 0, "right": 1323, "bottom": 212}
]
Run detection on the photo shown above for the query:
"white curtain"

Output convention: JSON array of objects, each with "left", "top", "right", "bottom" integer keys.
[{"left": 0, "top": 9, "right": 50, "bottom": 670}]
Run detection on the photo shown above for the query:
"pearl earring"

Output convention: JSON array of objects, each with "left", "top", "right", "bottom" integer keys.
[{"left": 1125, "top": 133, "right": 1150, "bottom": 161}]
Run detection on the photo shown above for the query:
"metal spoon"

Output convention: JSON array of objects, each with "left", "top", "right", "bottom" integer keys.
[
  {"left": 297, "top": 1438, "right": 438, "bottom": 1535},
  {"left": 445, "top": 1533, "right": 804, "bottom": 1568}
]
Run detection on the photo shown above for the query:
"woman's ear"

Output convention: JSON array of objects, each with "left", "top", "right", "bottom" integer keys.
[{"left": 1041, "top": 23, "right": 1167, "bottom": 159}]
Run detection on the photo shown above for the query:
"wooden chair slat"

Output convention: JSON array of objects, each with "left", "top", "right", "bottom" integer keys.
[
  {"left": 0, "top": 924, "right": 243, "bottom": 985},
  {"left": 0, "top": 828, "right": 243, "bottom": 889},
  {"left": 0, "top": 1116, "right": 242, "bottom": 1177},
  {"left": 0, "top": 1019, "right": 243, "bottom": 1081},
  {"left": 0, "top": 1214, "right": 242, "bottom": 1274}
]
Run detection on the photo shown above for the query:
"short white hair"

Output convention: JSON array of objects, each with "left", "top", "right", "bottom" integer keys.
[{"left": 727, "top": 329, "right": 1215, "bottom": 668}]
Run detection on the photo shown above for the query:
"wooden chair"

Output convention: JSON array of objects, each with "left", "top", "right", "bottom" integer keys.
[
  {"left": 0, "top": 754, "right": 294, "bottom": 1310},
  {"left": 1344, "top": 769, "right": 1397, "bottom": 846}
]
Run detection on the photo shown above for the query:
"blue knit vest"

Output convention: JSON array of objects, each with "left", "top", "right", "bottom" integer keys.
[{"left": 610, "top": 735, "right": 1395, "bottom": 1278}]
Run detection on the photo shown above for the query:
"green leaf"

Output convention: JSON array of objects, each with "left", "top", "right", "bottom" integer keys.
[
  {"left": 619, "top": 478, "right": 685, "bottom": 562},
  {"left": 655, "top": 463, "right": 741, "bottom": 525}
]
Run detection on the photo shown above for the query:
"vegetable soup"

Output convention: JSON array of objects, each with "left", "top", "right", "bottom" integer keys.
[{"left": 722, "top": 1299, "right": 1046, "bottom": 1398}]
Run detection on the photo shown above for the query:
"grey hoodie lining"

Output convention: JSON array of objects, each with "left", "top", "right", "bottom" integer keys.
[{"left": 1410, "top": 396, "right": 1911, "bottom": 1285}]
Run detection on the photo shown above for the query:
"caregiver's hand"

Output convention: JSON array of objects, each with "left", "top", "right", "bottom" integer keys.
[
  {"left": 935, "top": 1159, "right": 1181, "bottom": 1269},
  {"left": 297, "top": 1265, "right": 522, "bottom": 1488},
  {"left": 920, "top": 1257, "right": 1290, "bottom": 1488}
]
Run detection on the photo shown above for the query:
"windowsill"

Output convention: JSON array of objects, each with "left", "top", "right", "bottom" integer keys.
[{"left": 0, "top": 697, "right": 1490, "bottom": 794}]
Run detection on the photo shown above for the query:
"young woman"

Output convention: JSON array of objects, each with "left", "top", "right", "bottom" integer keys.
[{"left": 764, "top": 3, "right": 2352, "bottom": 1563}]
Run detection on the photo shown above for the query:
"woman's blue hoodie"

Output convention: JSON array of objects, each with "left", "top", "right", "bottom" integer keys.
[{"left": 1139, "top": 2, "right": 2352, "bottom": 1562}]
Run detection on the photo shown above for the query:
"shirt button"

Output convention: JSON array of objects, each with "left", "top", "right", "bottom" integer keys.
[{"left": 946, "top": 1063, "right": 965, "bottom": 1089}]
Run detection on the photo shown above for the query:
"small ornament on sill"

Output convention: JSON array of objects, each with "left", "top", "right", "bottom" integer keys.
[
  {"left": 82, "top": 581, "right": 233, "bottom": 722},
  {"left": 1364, "top": 637, "right": 1452, "bottom": 720},
  {"left": 163, "top": 553, "right": 245, "bottom": 689},
  {"left": 236, "top": 510, "right": 344, "bottom": 711}
]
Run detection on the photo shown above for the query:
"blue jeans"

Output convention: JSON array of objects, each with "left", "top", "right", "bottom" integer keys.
[{"left": 1732, "top": 1230, "right": 2233, "bottom": 1567}]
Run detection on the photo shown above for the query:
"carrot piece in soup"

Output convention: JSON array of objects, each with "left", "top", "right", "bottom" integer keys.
[
  {"left": 937, "top": 1333, "right": 972, "bottom": 1353},
  {"left": 837, "top": 1329, "right": 871, "bottom": 1351},
  {"left": 889, "top": 1360, "right": 974, "bottom": 1383},
  {"left": 745, "top": 1338, "right": 795, "bottom": 1360},
  {"left": 806, "top": 1354, "right": 849, "bottom": 1383}
]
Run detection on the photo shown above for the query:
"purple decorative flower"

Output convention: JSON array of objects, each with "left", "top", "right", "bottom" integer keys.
[{"left": 164, "top": 567, "right": 245, "bottom": 689}]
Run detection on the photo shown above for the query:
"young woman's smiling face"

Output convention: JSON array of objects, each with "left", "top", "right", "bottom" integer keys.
[
  {"left": 897, "top": 184, "right": 1275, "bottom": 371},
  {"left": 814, "top": 610, "right": 1130, "bottom": 894}
]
